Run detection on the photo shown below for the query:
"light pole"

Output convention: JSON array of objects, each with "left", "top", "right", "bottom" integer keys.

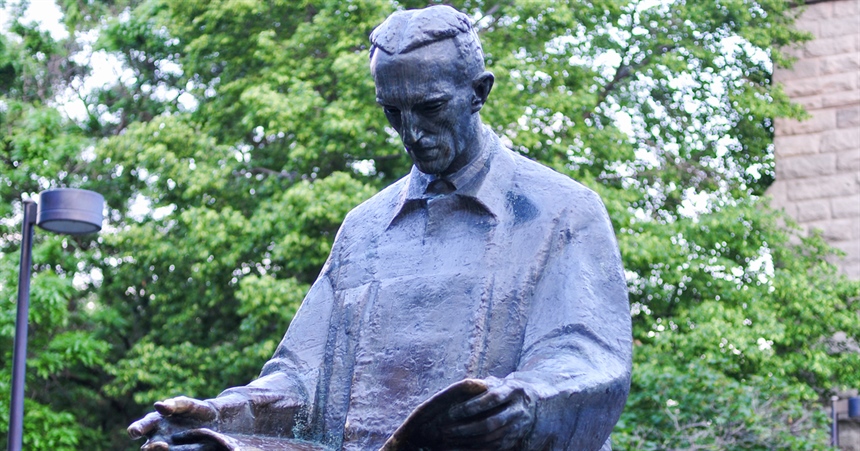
[
  {"left": 831, "top": 394, "right": 860, "bottom": 448},
  {"left": 7, "top": 188, "right": 104, "bottom": 451}
]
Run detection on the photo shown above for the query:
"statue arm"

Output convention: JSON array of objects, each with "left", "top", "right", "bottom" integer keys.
[
  {"left": 210, "top": 253, "right": 340, "bottom": 437},
  {"left": 511, "top": 191, "right": 632, "bottom": 451},
  {"left": 126, "top": 271, "right": 338, "bottom": 445}
]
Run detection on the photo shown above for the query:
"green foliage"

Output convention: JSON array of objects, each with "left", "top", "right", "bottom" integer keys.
[
  {"left": 617, "top": 360, "right": 830, "bottom": 450},
  {"left": 615, "top": 200, "right": 860, "bottom": 449},
  {"left": 1, "top": 0, "right": 856, "bottom": 450}
]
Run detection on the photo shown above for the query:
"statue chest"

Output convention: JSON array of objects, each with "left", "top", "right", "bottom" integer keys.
[{"left": 320, "top": 204, "right": 549, "bottom": 448}]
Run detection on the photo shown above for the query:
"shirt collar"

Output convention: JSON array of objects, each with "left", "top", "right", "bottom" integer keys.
[
  {"left": 390, "top": 126, "right": 515, "bottom": 227},
  {"left": 402, "top": 141, "right": 490, "bottom": 201}
]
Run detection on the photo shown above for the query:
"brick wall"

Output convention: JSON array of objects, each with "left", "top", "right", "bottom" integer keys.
[{"left": 768, "top": 0, "right": 860, "bottom": 279}]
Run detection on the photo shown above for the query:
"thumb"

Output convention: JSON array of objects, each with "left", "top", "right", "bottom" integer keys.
[{"left": 154, "top": 396, "right": 217, "bottom": 422}]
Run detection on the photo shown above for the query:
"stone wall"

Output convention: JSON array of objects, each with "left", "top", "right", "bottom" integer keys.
[
  {"left": 769, "top": 2, "right": 860, "bottom": 449},
  {"left": 768, "top": 0, "right": 860, "bottom": 279}
]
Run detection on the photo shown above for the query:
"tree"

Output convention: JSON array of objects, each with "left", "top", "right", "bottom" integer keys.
[{"left": 1, "top": 0, "right": 857, "bottom": 449}]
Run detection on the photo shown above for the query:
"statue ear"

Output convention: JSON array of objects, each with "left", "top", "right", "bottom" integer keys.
[{"left": 471, "top": 71, "right": 494, "bottom": 113}]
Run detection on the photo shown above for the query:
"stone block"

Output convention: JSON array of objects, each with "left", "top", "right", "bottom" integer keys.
[
  {"left": 799, "top": 2, "right": 833, "bottom": 21},
  {"left": 791, "top": 93, "right": 823, "bottom": 110},
  {"left": 794, "top": 16, "right": 819, "bottom": 35},
  {"left": 766, "top": 180, "right": 790, "bottom": 204},
  {"left": 819, "top": 52, "right": 860, "bottom": 75},
  {"left": 796, "top": 198, "right": 832, "bottom": 222},
  {"left": 822, "top": 127, "right": 860, "bottom": 152},
  {"left": 837, "top": 106, "right": 860, "bottom": 128},
  {"left": 780, "top": 72, "right": 855, "bottom": 98},
  {"left": 776, "top": 109, "right": 835, "bottom": 135},
  {"left": 805, "top": 36, "right": 858, "bottom": 58},
  {"left": 818, "top": 16, "right": 860, "bottom": 38},
  {"left": 771, "top": 201, "right": 799, "bottom": 220},
  {"left": 831, "top": 194, "right": 860, "bottom": 218},
  {"left": 786, "top": 173, "right": 858, "bottom": 201},
  {"left": 820, "top": 89, "right": 860, "bottom": 108},
  {"left": 833, "top": 237, "right": 860, "bottom": 258},
  {"left": 842, "top": 261, "right": 860, "bottom": 280},
  {"left": 806, "top": 218, "right": 857, "bottom": 241},
  {"left": 773, "top": 133, "right": 821, "bottom": 156},
  {"left": 779, "top": 44, "right": 806, "bottom": 59},
  {"left": 838, "top": 148, "right": 860, "bottom": 170},
  {"left": 773, "top": 58, "right": 819, "bottom": 82},
  {"left": 778, "top": 153, "right": 836, "bottom": 179},
  {"left": 821, "top": 72, "right": 858, "bottom": 93},
  {"left": 782, "top": 45, "right": 806, "bottom": 60},
  {"left": 783, "top": 78, "right": 821, "bottom": 98},
  {"left": 833, "top": 0, "right": 860, "bottom": 16}
]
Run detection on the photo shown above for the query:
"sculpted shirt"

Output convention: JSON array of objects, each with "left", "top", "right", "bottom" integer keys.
[{"left": 215, "top": 127, "right": 632, "bottom": 451}]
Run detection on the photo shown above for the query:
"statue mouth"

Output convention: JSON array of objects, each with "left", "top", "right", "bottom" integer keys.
[{"left": 408, "top": 146, "right": 439, "bottom": 160}]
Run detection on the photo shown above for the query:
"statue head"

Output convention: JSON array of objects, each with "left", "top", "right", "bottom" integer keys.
[{"left": 370, "top": 5, "right": 494, "bottom": 175}]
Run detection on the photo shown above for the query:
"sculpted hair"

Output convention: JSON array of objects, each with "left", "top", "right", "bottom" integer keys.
[{"left": 369, "top": 5, "right": 485, "bottom": 77}]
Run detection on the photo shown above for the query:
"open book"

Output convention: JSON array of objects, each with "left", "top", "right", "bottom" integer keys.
[
  {"left": 140, "top": 379, "right": 487, "bottom": 451},
  {"left": 141, "top": 429, "right": 329, "bottom": 451}
]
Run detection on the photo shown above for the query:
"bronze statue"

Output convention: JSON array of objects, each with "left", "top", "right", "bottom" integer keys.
[{"left": 129, "top": 5, "right": 632, "bottom": 450}]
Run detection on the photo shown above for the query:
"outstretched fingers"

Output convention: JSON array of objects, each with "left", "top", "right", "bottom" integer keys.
[
  {"left": 128, "top": 412, "right": 162, "bottom": 439},
  {"left": 129, "top": 396, "right": 218, "bottom": 444},
  {"left": 139, "top": 440, "right": 169, "bottom": 451},
  {"left": 154, "top": 396, "right": 217, "bottom": 422}
]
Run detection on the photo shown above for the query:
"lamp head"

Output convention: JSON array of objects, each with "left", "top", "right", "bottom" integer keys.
[{"left": 36, "top": 189, "right": 104, "bottom": 235}]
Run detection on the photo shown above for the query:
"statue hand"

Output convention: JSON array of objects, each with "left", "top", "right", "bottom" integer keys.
[
  {"left": 154, "top": 396, "right": 218, "bottom": 422},
  {"left": 443, "top": 378, "right": 536, "bottom": 450},
  {"left": 128, "top": 396, "right": 218, "bottom": 445}
]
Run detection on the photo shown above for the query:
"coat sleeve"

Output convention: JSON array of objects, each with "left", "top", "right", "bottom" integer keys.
[
  {"left": 207, "top": 237, "right": 342, "bottom": 438},
  {"left": 511, "top": 190, "right": 632, "bottom": 451}
]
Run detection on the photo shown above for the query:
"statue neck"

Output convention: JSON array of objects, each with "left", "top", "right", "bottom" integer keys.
[{"left": 441, "top": 118, "right": 486, "bottom": 177}]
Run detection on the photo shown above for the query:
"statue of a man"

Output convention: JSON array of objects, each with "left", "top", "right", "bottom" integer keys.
[{"left": 129, "top": 5, "right": 632, "bottom": 451}]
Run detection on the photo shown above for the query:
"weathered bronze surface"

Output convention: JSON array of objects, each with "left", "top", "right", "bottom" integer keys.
[{"left": 129, "top": 5, "right": 632, "bottom": 450}]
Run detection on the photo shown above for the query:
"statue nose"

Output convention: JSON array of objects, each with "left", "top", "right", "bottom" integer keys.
[{"left": 401, "top": 114, "right": 424, "bottom": 146}]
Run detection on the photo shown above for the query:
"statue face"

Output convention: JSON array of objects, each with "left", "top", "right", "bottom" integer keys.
[{"left": 372, "top": 39, "right": 483, "bottom": 175}]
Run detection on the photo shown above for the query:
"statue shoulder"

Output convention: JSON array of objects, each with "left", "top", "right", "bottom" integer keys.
[
  {"left": 508, "top": 150, "right": 607, "bottom": 221},
  {"left": 339, "top": 175, "right": 409, "bottom": 231}
]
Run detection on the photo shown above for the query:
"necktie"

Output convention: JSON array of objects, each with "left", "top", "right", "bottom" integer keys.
[{"left": 426, "top": 177, "right": 456, "bottom": 195}]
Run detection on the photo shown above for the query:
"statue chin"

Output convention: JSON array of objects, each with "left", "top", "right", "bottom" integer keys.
[{"left": 411, "top": 155, "right": 453, "bottom": 176}]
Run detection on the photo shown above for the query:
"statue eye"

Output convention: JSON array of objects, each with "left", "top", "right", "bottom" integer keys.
[{"left": 423, "top": 102, "right": 445, "bottom": 114}]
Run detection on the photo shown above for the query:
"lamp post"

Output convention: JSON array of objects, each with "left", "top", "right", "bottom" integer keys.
[
  {"left": 831, "top": 394, "right": 860, "bottom": 448},
  {"left": 7, "top": 188, "right": 104, "bottom": 451}
]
